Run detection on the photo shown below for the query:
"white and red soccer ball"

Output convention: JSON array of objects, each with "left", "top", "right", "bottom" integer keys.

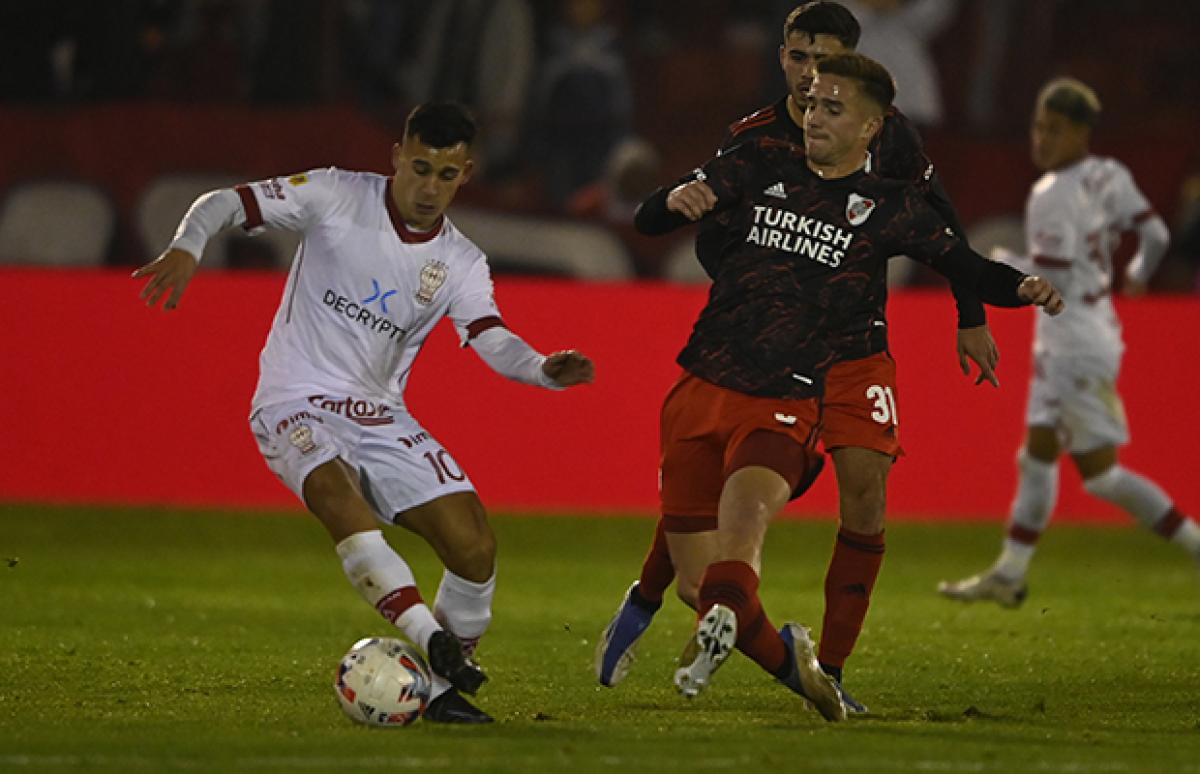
[{"left": 335, "top": 637, "right": 432, "bottom": 727}]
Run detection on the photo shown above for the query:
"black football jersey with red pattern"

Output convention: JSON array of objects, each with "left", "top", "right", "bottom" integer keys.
[
  {"left": 697, "top": 98, "right": 938, "bottom": 266},
  {"left": 653, "top": 138, "right": 1016, "bottom": 399},
  {"left": 693, "top": 97, "right": 984, "bottom": 329}
]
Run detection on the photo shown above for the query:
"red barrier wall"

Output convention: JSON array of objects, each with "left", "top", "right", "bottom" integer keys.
[{"left": 1, "top": 268, "right": 1194, "bottom": 522}]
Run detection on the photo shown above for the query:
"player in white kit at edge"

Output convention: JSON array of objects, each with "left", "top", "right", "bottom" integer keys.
[
  {"left": 939, "top": 78, "right": 1200, "bottom": 607},
  {"left": 133, "top": 102, "right": 595, "bottom": 723}
]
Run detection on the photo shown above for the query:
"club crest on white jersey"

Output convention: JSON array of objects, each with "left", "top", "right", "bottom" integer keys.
[
  {"left": 415, "top": 260, "right": 449, "bottom": 305},
  {"left": 846, "top": 193, "right": 876, "bottom": 226}
]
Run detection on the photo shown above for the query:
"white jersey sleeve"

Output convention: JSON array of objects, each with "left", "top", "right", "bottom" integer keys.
[
  {"left": 470, "top": 326, "right": 561, "bottom": 389},
  {"left": 168, "top": 188, "right": 245, "bottom": 261},
  {"left": 167, "top": 168, "right": 344, "bottom": 261},
  {"left": 446, "top": 249, "right": 504, "bottom": 345},
  {"left": 235, "top": 167, "right": 342, "bottom": 235},
  {"left": 1106, "top": 162, "right": 1153, "bottom": 230}
]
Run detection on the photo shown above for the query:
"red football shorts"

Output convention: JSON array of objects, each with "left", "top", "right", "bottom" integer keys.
[
  {"left": 659, "top": 372, "right": 821, "bottom": 529},
  {"left": 820, "top": 352, "right": 903, "bottom": 457},
  {"left": 659, "top": 353, "right": 902, "bottom": 530}
]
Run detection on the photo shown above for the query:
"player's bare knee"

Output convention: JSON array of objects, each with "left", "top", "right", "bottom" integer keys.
[
  {"left": 1024, "top": 427, "right": 1060, "bottom": 462},
  {"left": 302, "top": 465, "right": 378, "bottom": 539},
  {"left": 838, "top": 484, "right": 886, "bottom": 534},
  {"left": 1073, "top": 445, "right": 1117, "bottom": 480},
  {"left": 443, "top": 531, "right": 496, "bottom": 583}
]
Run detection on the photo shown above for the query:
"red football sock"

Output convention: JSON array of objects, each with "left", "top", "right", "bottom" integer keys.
[
  {"left": 1153, "top": 507, "right": 1185, "bottom": 539},
  {"left": 636, "top": 519, "right": 675, "bottom": 604},
  {"left": 818, "top": 527, "right": 885, "bottom": 670},
  {"left": 698, "top": 560, "right": 787, "bottom": 675}
]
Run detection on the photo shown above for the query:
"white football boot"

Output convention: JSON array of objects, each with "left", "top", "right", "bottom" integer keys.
[
  {"left": 674, "top": 604, "right": 737, "bottom": 698},
  {"left": 937, "top": 570, "right": 1028, "bottom": 608}
]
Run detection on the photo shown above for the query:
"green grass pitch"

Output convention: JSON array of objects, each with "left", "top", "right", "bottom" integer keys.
[{"left": 1, "top": 503, "right": 1198, "bottom": 772}]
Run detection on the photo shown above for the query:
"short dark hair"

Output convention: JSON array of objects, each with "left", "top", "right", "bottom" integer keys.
[
  {"left": 1037, "top": 77, "right": 1101, "bottom": 128},
  {"left": 404, "top": 102, "right": 477, "bottom": 148},
  {"left": 817, "top": 53, "right": 895, "bottom": 112},
  {"left": 784, "top": 2, "right": 861, "bottom": 48}
]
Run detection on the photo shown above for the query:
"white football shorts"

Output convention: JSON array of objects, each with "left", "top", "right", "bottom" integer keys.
[
  {"left": 1025, "top": 353, "right": 1129, "bottom": 454},
  {"left": 249, "top": 396, "right": 476, "bottom": 522}
]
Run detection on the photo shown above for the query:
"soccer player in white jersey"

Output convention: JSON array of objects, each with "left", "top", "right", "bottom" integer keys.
[
  {"left": 133, "top": 103, "right": 595, "bottom": 722},
  {"left": 938, "top": 78, "right": 1200, "bottom": 607}
]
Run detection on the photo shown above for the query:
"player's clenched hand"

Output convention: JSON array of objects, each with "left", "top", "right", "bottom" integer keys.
[
  {"left": 666, "top": 181, "right": 718, "bottom": 221},
  {"left": 957, "top": 324, "right": 1000, "bottom": 387},
  {"left": 132, "top": 248, "right": 199, "bottom": 311},
  {"left": 542, "top": 350, "right": 595, "bottom": 387},
  {"left": 1018, "top": 275, "right": 1065, "bottom": 316}
]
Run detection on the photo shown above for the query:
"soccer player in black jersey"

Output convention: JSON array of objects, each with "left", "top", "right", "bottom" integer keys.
[
  {"left": 596, "top": 1, "right": 1001, "bottom": 713},
  {"left": 604, "top": 52, "right": 1063, "bottom": 720}
]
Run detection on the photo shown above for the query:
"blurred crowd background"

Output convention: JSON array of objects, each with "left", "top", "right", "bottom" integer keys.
[{"left": 1, "top": 0, "right": 1199, "bottom": 289}]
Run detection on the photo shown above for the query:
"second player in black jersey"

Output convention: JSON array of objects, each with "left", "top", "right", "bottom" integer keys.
[{"left": 638, "top": 135, "right": 1029, "bottom": 398}]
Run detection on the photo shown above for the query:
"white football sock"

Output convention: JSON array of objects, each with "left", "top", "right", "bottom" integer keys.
[
  {"left": 434, "top": 569, "right": 496, "bottom": 657},
  {"left": 425, "top": 569, "right": 497, "bottom": 701},
  {"left": 994, "top": 451, "right": 1058, "bottom": 579},
  {"left": 994, "top": 539, "right": 1036, "bottom": 581},
  {"left": 1082, "top": 465, "right": 1172, "bottom": 531},
  {"left": 335, "top": 530, "right": 441, "bottom": 651}
]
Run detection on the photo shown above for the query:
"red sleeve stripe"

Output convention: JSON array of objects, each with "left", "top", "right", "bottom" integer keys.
[
  {"left": 466, "top": 316, "right": 506, "bottom": 341},
  {"left": 1132, "top": 209, "right": 1156, "bottom": 225},
  {"left": 1033, "top": 254, "right": 1072, "bottom": 269},
  {"left": 729, "top": 108, "right": 776, "bottom": 136},
  {"left": 234, "top": 184, "right": 264, "bottom": 231},
  {"left": 730, "top": 116, "right": 775, "bottom": 137}
]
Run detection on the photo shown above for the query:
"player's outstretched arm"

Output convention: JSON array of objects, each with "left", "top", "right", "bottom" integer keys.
[
  {"left": 665, "top": 182, "right": 718, "bottom": 222},
  {"left": 468, "top": 325, "right": 594, "bottom": 390},
  {"left": 1123, "top": 213, "right": 1170, "bottom": 297},
  {"left": 1017, "top": 276, "right": 1065, "bottom": 316},
  {"left": 542, "top": 350, "right": 595, "bottom": 387},
  {"left": 927, "top": 243, "right": 1065, "bottom": 318},
  {"left": 133, "top": 186, "right": 250, "bottom": 311},
  {"left": 634, "top": 181, "right": 720, "bottom": 235},
  {"left": 132, "top": 248, "right": 199, "bottom": 311}
]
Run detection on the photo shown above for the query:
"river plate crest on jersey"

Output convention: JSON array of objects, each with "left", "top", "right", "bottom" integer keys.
[{"left": 846, "top": 193, "right": 876, "bottom": 227}]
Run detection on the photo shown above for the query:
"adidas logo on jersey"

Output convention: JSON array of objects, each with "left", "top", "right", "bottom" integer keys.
[{"left": 763, "top": 182, "right": 788, "bottom": 199}]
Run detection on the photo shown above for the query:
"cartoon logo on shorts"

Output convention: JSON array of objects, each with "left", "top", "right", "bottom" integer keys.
[
  {"left": 288, "top": 424, "right": 318, "bottom": 455},
  {"left": 846, "top": 193, "right": 876, "bottom": 226},
  {"left": 415, "top": 260, "right": 448, "bottom": 305}
]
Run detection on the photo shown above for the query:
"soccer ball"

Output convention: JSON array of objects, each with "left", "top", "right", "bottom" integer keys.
[{"left": 334, "top": 637, "right": 432, "bottom": 727}]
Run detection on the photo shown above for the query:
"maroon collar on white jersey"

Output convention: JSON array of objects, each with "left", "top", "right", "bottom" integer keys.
[{"left": 384, "top": 179, "right": 443, "bottom": 244}]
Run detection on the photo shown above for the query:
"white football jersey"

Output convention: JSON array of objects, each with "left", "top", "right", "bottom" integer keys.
[
  {"left": 234, "top": 168, "right": 501, "bottom": 412},
  {"left": 1022, "top": 156, "right": 1152, "bottom": 360}
]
